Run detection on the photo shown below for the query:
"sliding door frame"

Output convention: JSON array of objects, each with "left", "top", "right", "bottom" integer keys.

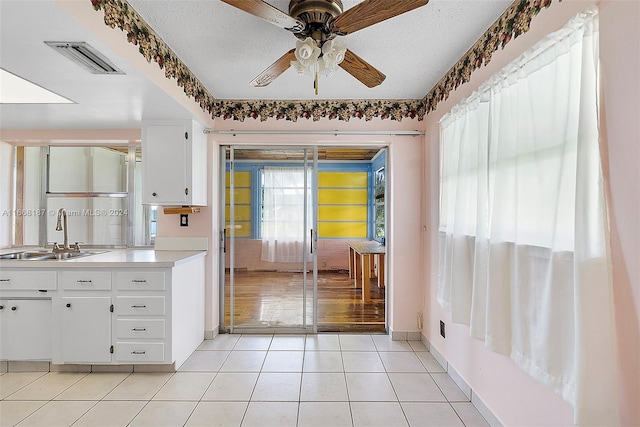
[{"left": 219, "top": 145, "right": 318, "bottom": 334}]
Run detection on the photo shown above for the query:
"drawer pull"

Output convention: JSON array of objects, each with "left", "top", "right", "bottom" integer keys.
[
  {"left": 11, "top": 306, "right": 17, "bottom": 311},
  {"left": 77, "top": 280, "right": 93, "bottom": 283},
  {"left": 131, "top": 305, "right": 147, "bottom": 308},
  {"left": 0, "top": 278, "right": 10, "bottom": 282},
  {"left": 131, "top": 279, "right": 147, "bottom": 283},
  {"left": 131, "top": 351, "right": 146, "bottom": 355},
  {"left": 131, "top": 328, "right": 147, "bottom": 332}
]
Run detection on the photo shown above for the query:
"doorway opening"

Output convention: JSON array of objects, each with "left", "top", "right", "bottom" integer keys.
[{"left": 220, "top": 145, "right": 387, "bottom": 334}]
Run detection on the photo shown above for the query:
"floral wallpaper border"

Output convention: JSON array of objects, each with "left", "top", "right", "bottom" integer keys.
[
  {"left": 90, "top": 0, "right": 555, "bottom": 122},
  {"left": 421, "top": 0, "right": 556, "bottom": 115}
]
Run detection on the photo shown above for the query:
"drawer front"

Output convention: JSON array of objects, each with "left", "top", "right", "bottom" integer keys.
[
  {"left": 116, "top": 271, "right": 165, "bottom": 291},
  {"left": 116, "top": 319, "right": 166, "bottom": 339},
  {"left": 116, "top": 342, "right": 165, "bottom": 363},
  {"left": 116, "top": 296, "right": 165, "bottom": 316},
  {"left": 61, "top": 271, "right": 111, "bottom": 291},
  {"left": 0, "top": 270, "right": 57, "bottom": 291}
]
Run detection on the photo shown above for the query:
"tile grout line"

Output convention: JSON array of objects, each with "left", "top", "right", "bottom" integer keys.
[{"left": 1, "top": 334, "right": 489, "bottom": 426}]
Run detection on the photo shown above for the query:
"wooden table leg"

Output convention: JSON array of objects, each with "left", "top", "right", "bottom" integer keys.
[
  {"left": 378, "top": 254, "right": 385, "bottom": 288},
  {"left": 361, "top": 254, "right": 371, "bottom": 301},
  {"left": 354, "top": 251, "right": 362, "bottom": 288},
  {"left": 348, "top": 247, "right": 355, "bottom": 279}
]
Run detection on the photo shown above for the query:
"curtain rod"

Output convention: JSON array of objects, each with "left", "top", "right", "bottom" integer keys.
[{"left": 204, "top": 129, "right": 424, "bottom": 136}]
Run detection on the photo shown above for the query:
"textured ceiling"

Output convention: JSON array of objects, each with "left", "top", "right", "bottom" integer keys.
[
  {"left": 127, "top": 0, "right": 513, "bottom": 100},
  {"left": 0, "top": 0, "right": 514, "bottom": 131}
]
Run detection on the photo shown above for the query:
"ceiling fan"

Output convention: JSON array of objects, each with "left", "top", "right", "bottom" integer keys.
[{"left": 221, "top": 0, "right": 430, "bottom": 93}]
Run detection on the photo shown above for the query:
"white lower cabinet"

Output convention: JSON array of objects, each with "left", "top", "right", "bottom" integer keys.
[
  {"left": 115, "top": 293, "right": 167, "bottom": 363},
  {"left": 116, "top": 342, "right": 165, "bottom": 363},
  {"left": 2, "top": 253, "right": 204, "bottom": 368},
  {"left": 116, "top": 319, "right": 165, "bottom": 339},
  {"left": 58, "top": 296, "right": 112, "bottom": 363},
  {"left": 0, "top": 299, "right": 52, "bottom": 360}
]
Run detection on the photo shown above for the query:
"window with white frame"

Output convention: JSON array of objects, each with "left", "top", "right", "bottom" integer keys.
[
  {"left": 437, "top": 9, "right": 618, "bottom": 425},
  {"left": 260, "top": 166, "right": 312, "bottom": 262}
]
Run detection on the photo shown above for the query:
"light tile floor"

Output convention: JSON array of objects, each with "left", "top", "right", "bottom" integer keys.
[{"left": 0, "top": 334, "right": 490, "bottom": 427}]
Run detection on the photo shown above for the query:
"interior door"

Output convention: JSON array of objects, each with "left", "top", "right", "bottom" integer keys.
[{"left": 221, "top": 146, "right": 318, "bottom": 333}]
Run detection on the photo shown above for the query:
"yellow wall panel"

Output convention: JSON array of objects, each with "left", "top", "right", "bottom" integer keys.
[
  {"left": 225, "top": 171, "right": 251, "bottom": 188},
  {"left": 225, "top": 188, "right": 251, "bottom": 204},
  {"left": 318, "top": 222, "right": 367, "bottom": 238},
  {"left": 318, "top": 189, "right": 367, "bottom": 205},
  {"left": 225, "top": 205, "right": 251, "bottom": 221},
  {"left": 318, "top": 172, "right": 368, "bottom": 188},
  {"left": 318, "top": 205, "right": 367, "bottom": 221}
]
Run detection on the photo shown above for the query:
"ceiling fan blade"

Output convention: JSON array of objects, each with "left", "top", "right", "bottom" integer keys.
[
  {"left": 250, "top": 49, "right": 296, "bottom": 87},
  {"left": 332, "top": 0, "right": 430, "bottom": 35},
  {"left": 220, "top": 0, "right": 304, "bottom": 33},
  {"left": 339, "top": 49, "right": 386, "bottom": 88}
]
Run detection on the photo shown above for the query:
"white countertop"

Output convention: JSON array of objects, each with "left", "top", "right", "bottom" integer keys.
[{"left": 0, "top": 248, "right": 206, "bottom": 268}]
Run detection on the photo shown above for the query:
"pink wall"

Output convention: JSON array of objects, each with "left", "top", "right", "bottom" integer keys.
[
  {"left": 422, "top": 1, "right": 639, "bottom": 425},
  {"left": 599, "top": 2, "right": 640, "bottom": 425},
  {"left": 205, "top": 119, "right": 425, "bottom": 335}
]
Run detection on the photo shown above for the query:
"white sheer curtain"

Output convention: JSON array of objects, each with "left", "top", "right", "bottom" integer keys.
[
  {"left": 438, "top": 9, "right": 618, "bottom": 425},
  {"left": 261, "top": 166, "right": 312, "bottom": 263}
]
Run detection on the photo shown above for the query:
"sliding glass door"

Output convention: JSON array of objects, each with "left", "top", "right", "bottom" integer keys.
[{"left": 221, "top": 146, "right": 318, "bottom": 333}]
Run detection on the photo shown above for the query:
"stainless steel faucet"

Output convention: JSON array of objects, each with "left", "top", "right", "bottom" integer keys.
[
  {"left": 53, "top": 208, "right": 81, "bottom": 253},
  {"left": 54, "top": 208, "right": 69, "bottom": 252}
]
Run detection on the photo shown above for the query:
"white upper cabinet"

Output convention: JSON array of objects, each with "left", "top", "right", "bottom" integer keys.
[{"left": 142, "top": 120, "right": 207, "bottom": 206}]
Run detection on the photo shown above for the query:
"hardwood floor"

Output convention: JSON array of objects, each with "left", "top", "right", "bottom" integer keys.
[{"left": 224, "top": 270, "right": 385, "bottom": 333}]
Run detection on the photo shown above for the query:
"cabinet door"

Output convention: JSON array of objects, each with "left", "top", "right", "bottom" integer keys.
[
  {"left": 60, "top": 297, "right": 112, "bottom": 363},
  {"left": 0, "top": 299, "right": 52, "bottom": 360},
  {"left": 142, "top": 124, "right": 188, "bottom": 205}
]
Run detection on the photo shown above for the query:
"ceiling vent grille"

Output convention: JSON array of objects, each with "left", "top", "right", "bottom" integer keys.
[{"left": 45, "top": 41, "right": 124, "bottom": 75}]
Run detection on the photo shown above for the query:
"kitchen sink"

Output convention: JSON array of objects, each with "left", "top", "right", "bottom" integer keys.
[{"left": 0, "top": 250, "right": 108, "bottom": 261}]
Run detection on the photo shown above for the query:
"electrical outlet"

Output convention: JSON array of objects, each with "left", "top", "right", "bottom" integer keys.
[
  {"left": 440, "top": 320, "right": 446, "bottom": 338},
  {"left": 180, "top": 214, "right": 188, "bottom": 227}
]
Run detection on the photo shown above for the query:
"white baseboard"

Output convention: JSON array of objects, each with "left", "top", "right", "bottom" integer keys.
[
  {"left": 389, "top": 328, "right": 423, "bottom": 341},
  {"left": 204, "top": 327, "right": 219, "bottom": 340},
  {"left": 421, "top": 333, "right": 502, "bottom": 427}
]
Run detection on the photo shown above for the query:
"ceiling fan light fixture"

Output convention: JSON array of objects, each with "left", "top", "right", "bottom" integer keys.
[
  {"left": 320, "top": 38, "right": 346, "bottom": 76},
  {"left": 290, "top": 37, "right": 344, "bottom": 79},
  {"left": 294, "top": 37, "right": 321, "bottom": 63}
]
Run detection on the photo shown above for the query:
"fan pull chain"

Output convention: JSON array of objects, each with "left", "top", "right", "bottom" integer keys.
[{"left": 314, "top": 70, "right": 318, "bottom": 95}]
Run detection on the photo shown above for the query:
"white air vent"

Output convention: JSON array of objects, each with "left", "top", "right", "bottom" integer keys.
[{"left": 45, "top": 41, "right": 124, "bottom": 75}]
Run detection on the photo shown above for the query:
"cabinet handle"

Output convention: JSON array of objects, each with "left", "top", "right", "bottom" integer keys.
[
  {"left": 77, "top": 280, "right": 93, "bottom": 283},
  {"left": 152, "top": 192, "right": 157, "bottom": 197},
  {"left": 11, "top": 306, "right": 17, "bottom": 311},
  {"left": 131, "top": 305, "right": 147, "bottom": 308},
  {"left": 66, "top": 303, "right": 71, "bottom": 308},
  {"left": 0, "top": 278, "right": 10, "bottom": 282},
  {"left": 131, "top": 351, "right": 146, "bottom": 355},
  {"left": 131, "top": 328, "right": 147, "bottom": 332},
  {"left": 0, "top": 305, "right": 3, "bottom": 310},
  {"left": 131, "top": 280, "right": 147, "bottom": 283}
]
